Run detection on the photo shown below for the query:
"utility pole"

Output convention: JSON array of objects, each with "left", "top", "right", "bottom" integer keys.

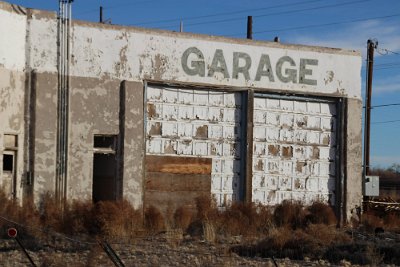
[
  {"left": 180, "top": 21, "right": 183, "bottom": 32},
  {"left": 99, "top": 6, "right": 111, "bottom": 24},
  {"left": 364, "top": 39, "right": 378, "bottom": 177},
  {"left": 247, "top": 16, "right": 252, "bottom": 40}
]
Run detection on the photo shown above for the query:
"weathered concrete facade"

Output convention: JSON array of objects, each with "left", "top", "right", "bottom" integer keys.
[{"left": 0, "top": 1, "right": 362, "bottom": 222}]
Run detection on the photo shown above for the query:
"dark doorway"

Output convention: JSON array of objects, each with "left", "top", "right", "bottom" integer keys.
[
  {"left": 92, "top": 135, "right": 118, "bottom": 202},
  {"left": 92, "top": 153, "right": 117, "bottom": 202}
]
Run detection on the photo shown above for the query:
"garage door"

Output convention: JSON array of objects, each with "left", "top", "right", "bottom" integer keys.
[
  {"left": 252, "top": 95, "right": 338, "bottom": 206},
  {"left": 145, "top": 84, "right": 243, "bottom": 207}
]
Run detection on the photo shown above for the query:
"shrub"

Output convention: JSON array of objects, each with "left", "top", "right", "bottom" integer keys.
[
  {"left": 39, "top": 193, "right": 64, "bottom": 232},
  {"left": 273, "top": 200, "right": 306, "bottom": 229},
  {"left": 145, "top": 205, "right": 165, "bottom": 233},
  {"left": 174, "top": 206, "right": 193, "bottom": 231},
  {"left": 219, "top": 202, "right": 272, "bottom": 237},
  {"left": 306, "top": 201, "right": 337, "bottom": 225},
  {"left": 361, "top": 212, "right": 383, "bottom": 233},
  {"left": 91, "top": 200, "right": 142, "bottom": 238},
  {"left": 62, "top": 199, "right": 93, "bottom": 235},
  {"left": 195, "top": 195, "right": 215, "bottom": 221}
]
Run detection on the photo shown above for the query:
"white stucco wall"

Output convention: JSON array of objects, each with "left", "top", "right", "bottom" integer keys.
[
  {"left": 17, "top": 12, "right": 361, "bottom": 100},
  {"left": 0, "top": 8, "right": 26, "bottom": 71},
  {"left": 73, "top": 27, "right": 362, "bottom": 100}
]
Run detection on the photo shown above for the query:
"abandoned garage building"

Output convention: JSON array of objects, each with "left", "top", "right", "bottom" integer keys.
[{"left": 0, "top": 1, "right": 362, "bottom": 222}]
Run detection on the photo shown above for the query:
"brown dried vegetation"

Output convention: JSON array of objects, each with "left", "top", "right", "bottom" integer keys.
[{"left": 1, "top": 189, "right": 400, "bottom": 265}]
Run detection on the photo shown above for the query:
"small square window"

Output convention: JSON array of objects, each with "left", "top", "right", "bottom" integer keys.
[
  {"left": 4, "top": 134, "right": 17, "bottom": 148},
  {"left": 3, "top": 154, "right": 13, "bottom": 172},
  {"left": 94, "top": 135, "right": 116, "bottom": 150}
]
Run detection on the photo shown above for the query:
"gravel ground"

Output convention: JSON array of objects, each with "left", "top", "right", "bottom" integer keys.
[
  {"left": 0, "top": 236, "right": 332, "bottom": 267},
  {"left": 0, "top": 231, "right": 399, "bottom": 266}
]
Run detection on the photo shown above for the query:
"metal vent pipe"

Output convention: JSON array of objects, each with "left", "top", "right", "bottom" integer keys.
[{"left": 56, "top": 0, "right": 72, "bottom": 202}]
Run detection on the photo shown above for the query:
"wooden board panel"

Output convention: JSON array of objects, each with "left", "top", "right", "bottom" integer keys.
[
  {"left": 145, "top": 155, "right": 212, "bottom": 212},
  {"left": 145, "top": 191, "right": 207, "bottom": 211},
  {"left": 146, "top": 173, "right": 210, "bottom": 192},
  {"left": 146, "top": 155, "right": 212, "bottom": 174}
]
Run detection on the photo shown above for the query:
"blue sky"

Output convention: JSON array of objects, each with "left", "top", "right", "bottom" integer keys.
[{"left": 5, "top": 0, "right": 400, "bottom": 168}]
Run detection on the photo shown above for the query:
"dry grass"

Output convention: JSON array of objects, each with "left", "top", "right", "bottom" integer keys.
[
  {"left": 273, "top": 200, "right": 307, "bottom": 229},
  {"left": 91, "top": 200, "right": 143, "bottom": 238},
  {"left": 1, "top": 189, "right": 400, "bottom": 266},
  {"left": 195, "top": 195, "right": 217, "bottom": 221},
  {"left": 38, "top": 193, "right": 64, "bottom": 232},
  {"left": 203, "top": 220, "right": 216, "bottom": 243},
  {"left": 361, "top": 212, "right": 384, "bottom": 233},
  {"left": 218, "top": 202, "right": 273, "bottom": 237},
  {"left": 306, "top": 201, "right": 337, "bottom": 225},
  {"left": 173, "top": 206, "right": 193, "bottom": 231},
  {"left": 62, "top": 200, "right": 94, "bottom": 235},
  {"left": 1, "top": 187, "right": 400, "bottom": 265},
  {"left": 383, "top": 213, "right": 400, "bottom": 232},
  {"left": 0, "top": 189, "right": 144, "bottom": 240},
  {"left": 144, "top": 205, "right": 165, "bottom": 233}
]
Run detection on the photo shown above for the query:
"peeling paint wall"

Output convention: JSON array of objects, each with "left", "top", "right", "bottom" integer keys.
[
  {"left": 68, "top": 26, "right": 361, "bottom": 99},
  {"left": 10, "top": 5, "right": 361, "bottom": 99},
  {"left": 0, "top": 67, "right": 25, "bottom": 200},
  {"left": 68, "top": 77, "right": 120, "bottom": 200},
  {"left": 0, "top": 3, "right": 27, "bottom": 201},
  {"left": 345, "top": 99, "right": 363, "bottom": 221},
  {"left": 0, "top": 1, "right": 362, "bottom": 221},
  {"left": 32, "top": 72, "right": 58, "bottom": 201},
  {"left": 0, "top": 5, "right": 26, "bottom": 71},
  {"left": 121, "top": 81, "right": 144, "bottom": 208},
  {"left": 74, "top": 29, "right": 361, "bottom": 99}
]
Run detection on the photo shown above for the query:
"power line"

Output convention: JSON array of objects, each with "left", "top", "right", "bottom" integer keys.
[
  {"left": 363, "top": 62, "right": 400, "bottom": 70},
  {"left": 130, "top": 0, "right": 325, "bottom": 26},
  {"left": 371, "top": 103, "right": 400, "bottom": 108},
  {"left": 228, "top": 12, "right": 400, "bottom": 36},
  {"left": 377, "top": 47, "right": 400, "bottom": 56},
  {"left": 172, "top": 0, "right": 371, "bottom": 29},
  {"left": 375, "top": 62, "right": 400, "bottom": 67},
  {"left": 375, "top": 66, "right": 400, "bottom": 70},
  {"left": 372, "top": 119, "right": 400, "bottom": 124},
  {"left": 363, "top": 63, "right": 400, "bottom": 69},
  {"left": 76, "top": 0, "right": 159, "bottom": 15}
]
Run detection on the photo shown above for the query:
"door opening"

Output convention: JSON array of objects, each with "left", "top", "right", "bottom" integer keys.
[{"left": 92, "top": 135, "right": 118, "bottom": 202}]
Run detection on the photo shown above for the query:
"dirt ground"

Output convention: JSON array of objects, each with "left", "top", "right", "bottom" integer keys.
[{"left": 0, "top": 229, "right": 399, "bottom": 267}]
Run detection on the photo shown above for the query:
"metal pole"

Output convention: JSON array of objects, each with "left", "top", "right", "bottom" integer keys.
[
  {"left": 64, "top": 0, "right": 72, "bottom": 202},
  {"left": 247, "top": 16, "right": 252, "bottom": 40},
  {"left": 364, "top": 39, "right": 377, "bottom": 177},
  {"left": 14, "top": 237, "right": 37, "bottom": 267},
  {"left": 100, "top": 6, "right": 103, "bottom": 23},
  {"left": 180, "top": 21, "right": 183, "bottom": 32},
  {"left": 98, "top": 240, "right": 125, "bottom": 267}
]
